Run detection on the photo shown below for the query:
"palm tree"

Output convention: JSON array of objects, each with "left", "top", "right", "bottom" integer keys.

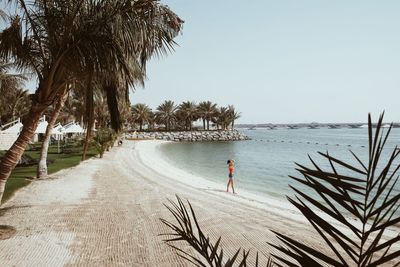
[
  {"left": 214, "top": 107, "right": 229, "bottom": 130},
  {"left": 58, "top": 91, "right": 82, "bottom": 124},
  {"left": 227, "top": 105, "right": 241, "bottom": 130},
  {"left": 148, "top": 111, "right": 156, "bottom": 131},
  {"left": 0, "top": 0, "right": 183, "bottom": 203},
  {"left": 37, "top": 88, "right": 69, "bottom": 178},
  {"left": 0, "top": 62, "right": 28, "bottom": 124},
  {"left": 0, "top": 87, "right": 30, "bottom": 123},
  {"left": 197, "top": 101, "right": 218, "bottom": 131},
  {"left": 132, "top": 103, "right": 152, "bottom": 131},
  {"left": 93, "top": 93, "right": 110, "bottom": 129},
  {"left": 177, "top": 101, "right": 197, "bottom": 131},
  {"left": 119, "top": 97, "right": 132, "bottom": 130},
  {"left": 9, "top": 88, "right": 30, "bottom": 121},
  {"left": 156, "top": 100, "right": 177, "bottom": 131}
]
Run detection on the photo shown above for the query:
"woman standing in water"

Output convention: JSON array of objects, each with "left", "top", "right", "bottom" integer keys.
[{"left": 226, "top": 159, "right": 235, "bottom": 193}]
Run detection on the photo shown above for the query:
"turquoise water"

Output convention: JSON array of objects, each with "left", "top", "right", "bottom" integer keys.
[{"left": 159, "top": 127, "right": 400, "bottom": 201}]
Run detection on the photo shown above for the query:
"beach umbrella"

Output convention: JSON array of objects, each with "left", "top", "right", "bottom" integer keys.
[
  {"left": 51, "top": 123, "right": 65, "bottom": 135},
  {"left": 35, "top": 119, "right": 48, "bottom": 134},
  {"left": 63, "top": 122, "right": 84, "bottom": 134},
  {"left": 1, "top": 122, "right": 23, "bottom": 133}
]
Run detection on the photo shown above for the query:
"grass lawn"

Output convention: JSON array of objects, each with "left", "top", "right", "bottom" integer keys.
[{"left": 1, "top": 142, "right": 97, "bottom": 202}]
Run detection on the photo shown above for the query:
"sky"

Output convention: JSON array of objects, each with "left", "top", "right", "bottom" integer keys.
[{"left": 130, "top": 0, "right": 400, "bottom": 124}]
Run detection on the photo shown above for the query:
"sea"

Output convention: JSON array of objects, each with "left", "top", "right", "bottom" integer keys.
[{"left": 159, "top": 127, "right": 400, "bottom": 203}]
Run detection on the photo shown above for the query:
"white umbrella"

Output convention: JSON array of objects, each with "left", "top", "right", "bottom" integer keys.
[
  {"left": 35, "top": 119, "right": 48, "bottom": 134},
  {"left": 2, "top": 122, "right": 23, "bottom": 133},
  {"left": 51, "top": 123, "right": 65, "bottom": 135},
  {"left": 63, "top": 122, "right": 84, "bottom": 134}
]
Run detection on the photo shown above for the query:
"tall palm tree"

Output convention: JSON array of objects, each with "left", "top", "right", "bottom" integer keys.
[
  {"left": 37, "top": 87, "right": 69, "bottom": 178},
  {"left": 197, "top": 101, "right": 218, "bottom": 131},
  {"left": 214, "top": 107, "right": 229, "bottom": 130},
  {"left": 227, "top": 105, "right": 241, "bottom": 130},
  {"left": 0, "top": 0, "right": 183, "bottom": 203},
  {"left": 93, "top": 92, "right": 110, "bottom": 129},
  {"left": 177, "top": 101, "right": 197, "bottom": 131},
  {"left": 156, "top": 100, "right": 177, "bottom": 131},
  {"left": 132, "top": 103, "right": 152, "bottom": 131},
  {"left": 119, "top": 97, "right": 132, "bottom": 130},
  {"left": 148, "top": 111, "right": 156, "bottom": 131}
]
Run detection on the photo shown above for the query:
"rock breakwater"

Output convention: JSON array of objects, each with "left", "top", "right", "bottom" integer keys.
[{"left": 126, "top": 130, "right": 250, "bottom": 142}]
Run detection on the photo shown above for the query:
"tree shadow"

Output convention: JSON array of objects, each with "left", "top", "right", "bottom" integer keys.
[{"left": 0, "top": 225, "right": 16, "bottom": 240}]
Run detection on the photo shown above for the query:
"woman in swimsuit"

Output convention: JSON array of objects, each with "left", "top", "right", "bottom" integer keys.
[{"left": 226, "top": 159, "right": 235, "bottom": 193}]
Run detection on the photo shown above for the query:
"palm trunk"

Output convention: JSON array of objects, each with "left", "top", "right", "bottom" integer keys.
[
  {"left": 82, "top": 74, "right": 94, "bottom": 161},
  {"left": 0, "top": 103, "right": 46, "bottom": 204},
  {"left": 207, "top": 119, "right": 210, "bottom": 130},
  {"left": 37, "top": 94, "right": 67, "bottom": 178},
  {"left": 203, "top": 119, "right": 206, "bottom": 130},
  {"left": 82, "top": 120, "right": 94, "bottom": 161}
]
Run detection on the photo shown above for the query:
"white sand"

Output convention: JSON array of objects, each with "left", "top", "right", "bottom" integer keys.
[{"left": 1, "top": 140, "right": 383, "bottom": 266}]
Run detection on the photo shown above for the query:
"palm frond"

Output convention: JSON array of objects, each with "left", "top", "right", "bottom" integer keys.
[
  {"left": 272, "top": 113, "right": 400, "bottom": 266},
  {"left": 161, "top": 195, "right": 274, "bottom": 267}
]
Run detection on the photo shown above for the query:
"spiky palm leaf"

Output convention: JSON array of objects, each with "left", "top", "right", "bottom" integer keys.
[
  {"left": 270, "top": 113, "right": 400, "bottom": 266},
  {"left": 161, "top": 196, "right": 274, "bottom": 267}
]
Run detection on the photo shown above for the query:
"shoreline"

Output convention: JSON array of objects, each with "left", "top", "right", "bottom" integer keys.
[{"left": 135, "top": 140, "right": 306, "bottom": 224}]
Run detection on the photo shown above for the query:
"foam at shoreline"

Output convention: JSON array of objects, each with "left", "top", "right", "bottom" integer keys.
[{"left": 132, "top": 140, "right": 306, "bottom": 223}]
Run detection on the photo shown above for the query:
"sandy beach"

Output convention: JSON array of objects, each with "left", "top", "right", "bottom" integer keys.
[{"left": 0, "top": 140, "right": 331, "bottom": 266}]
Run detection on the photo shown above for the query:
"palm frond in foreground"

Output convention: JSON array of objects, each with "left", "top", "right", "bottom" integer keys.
[
  {"left": 161, "top": 196, "right": 274, "bottom": 267},
  {"left": 270, "top": 113, "right": 400, "bottom": 266}
]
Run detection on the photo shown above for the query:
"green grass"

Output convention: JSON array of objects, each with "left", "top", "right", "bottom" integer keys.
[{"left": 1, "top": 142, "right": 97, "bottom": 202}]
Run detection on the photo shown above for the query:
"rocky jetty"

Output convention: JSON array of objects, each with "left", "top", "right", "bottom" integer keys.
[{"left": 126, "top": 130, "right": 250, "bottom": 142}]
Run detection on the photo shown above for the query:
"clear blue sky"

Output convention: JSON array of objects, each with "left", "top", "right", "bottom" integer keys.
[{"left": 132, "top": 0, "right": 400, "bottom": 124}]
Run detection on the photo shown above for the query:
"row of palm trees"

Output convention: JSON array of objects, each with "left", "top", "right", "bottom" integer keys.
[
  {"left": 130, "top": 100, "right": 241, "bottom": 131},
  {"left": 0, "top": 0, "right": 183, "bottom": 203}
]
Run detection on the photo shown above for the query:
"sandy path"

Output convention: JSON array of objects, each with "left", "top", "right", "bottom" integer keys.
[{"left": 0, "top": 141, "right": 330, "bottom": 266}]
